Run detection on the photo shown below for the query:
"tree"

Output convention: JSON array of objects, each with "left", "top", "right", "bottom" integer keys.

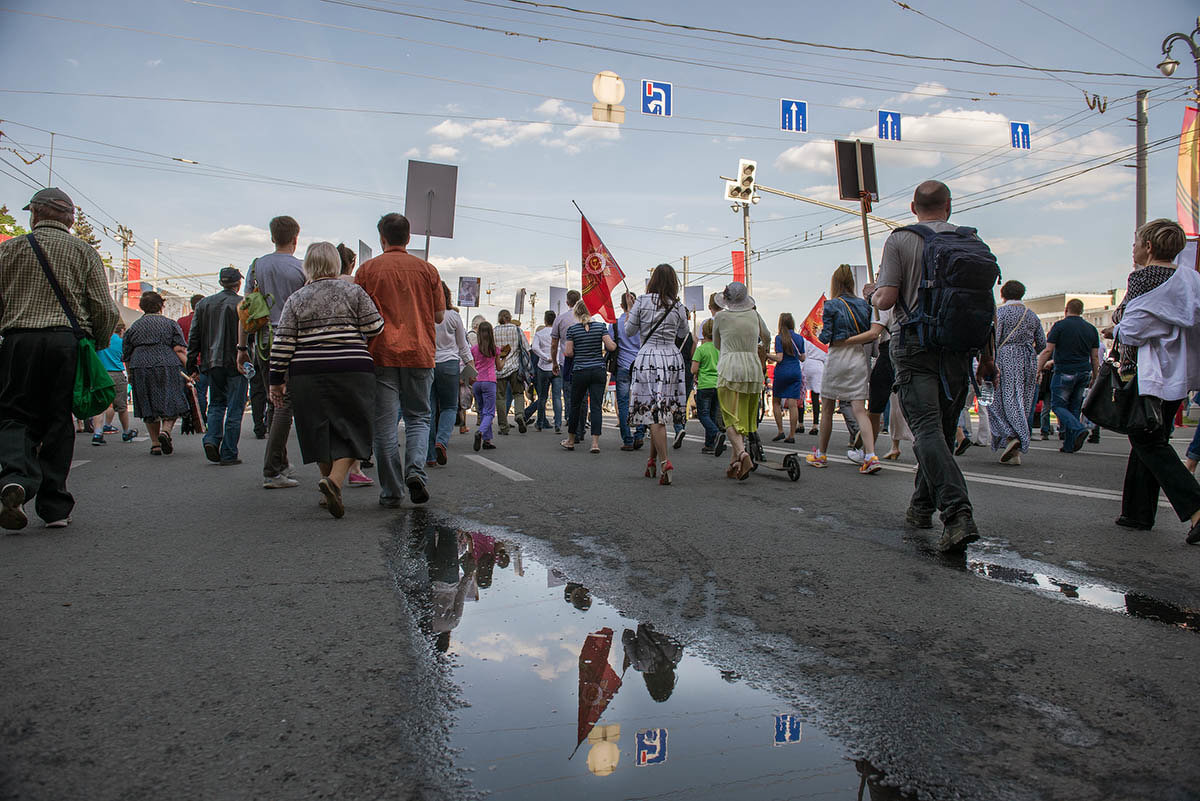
[
  {"left": 73, "top": 207, "right": 101, "bottom": 249},
  {"left": 0, "top": 205, "right": 28, "bottom": 238}
]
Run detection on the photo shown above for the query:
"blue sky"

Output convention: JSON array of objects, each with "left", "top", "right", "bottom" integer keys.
[{"left": 0, "top": 0, "right": 1195, "bottom": 327}]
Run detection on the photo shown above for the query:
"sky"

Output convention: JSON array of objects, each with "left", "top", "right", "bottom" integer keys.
[{"left": 0, "top": 0, "right": 1196, "bottom": 329}]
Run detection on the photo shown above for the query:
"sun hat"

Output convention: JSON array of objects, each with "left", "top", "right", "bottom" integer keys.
[{"left": 715, "top": 281, "right": 755, "bottom": 312}]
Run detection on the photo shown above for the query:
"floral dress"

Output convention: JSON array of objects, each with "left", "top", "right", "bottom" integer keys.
[
  {"left": 985, "top": 302, "right": 1046, "bottom": 453},
  {"left": 122, "top": 313, "right": 189, "bottom": 421},
  {"left": 625, "top": 293, "right": 690, "bottom": 425}
]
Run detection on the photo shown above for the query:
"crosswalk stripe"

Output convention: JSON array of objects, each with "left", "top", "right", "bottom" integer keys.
[{"left": 464, "top": 455, "right": 534, "bottom": 482}]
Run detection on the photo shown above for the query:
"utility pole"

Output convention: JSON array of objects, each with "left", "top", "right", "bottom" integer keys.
[
  {"left": 115, "top": 225, "right": 134, "bottom": 306},
  {"left": 47, "top": 132, "right": 54, "bottom": 186},
  {"left": 741, "top": 205, "right": 752, "bottom": 295},
  {"left": 564, "top": 259, "right": 570, "bottom": 290},
  {"left": 1135, "top": 90, "right": 1149, "bottom": 230},
  {"left": 153, "top": 238, "right": 160, "bottom": 293}
]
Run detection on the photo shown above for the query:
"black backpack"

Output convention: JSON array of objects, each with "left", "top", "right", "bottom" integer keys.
[{"left": 896, "top": 223, "right": 1001, "bottom": 353}]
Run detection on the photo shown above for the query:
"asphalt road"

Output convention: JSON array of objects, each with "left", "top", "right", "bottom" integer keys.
[{"left": 2, "top": 411, "right": 1198, "bottom": 801}]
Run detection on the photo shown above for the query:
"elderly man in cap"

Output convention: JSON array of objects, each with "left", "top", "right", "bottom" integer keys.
[
  {"left": 187, "top": 266, "right": 249, "bottom": 465},
  {"left": 0, "top": 188, "right": 120, "bottom": 530}
]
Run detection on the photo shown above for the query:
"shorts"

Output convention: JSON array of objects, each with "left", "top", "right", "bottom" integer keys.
[
  {"left": 108, "top": 370, "right": 129, "bottom": 413},
  {"left": 867, "top": 342, "right": 893, "bottom": 414}
]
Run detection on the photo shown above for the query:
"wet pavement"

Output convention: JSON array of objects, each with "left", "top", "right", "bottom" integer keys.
[{"left": 390, "top": 510, "right": 916, "bottom": 800}]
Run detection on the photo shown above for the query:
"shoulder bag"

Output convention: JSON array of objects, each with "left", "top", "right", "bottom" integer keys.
[
  {"left": 606, "top": 319, "right": 620, "bottom": 376},
  {"left": 838, "top": 296, "right": 879, "bottom": 360},
  {"left": 1081, "top": 347, "right": 1162, "bottom": 436},
  {"left": 997, "top": 307, "right": 1030, "bottom": 349},
  {"left": 26, "top": 234, "right": 116, "bottom": 418}
]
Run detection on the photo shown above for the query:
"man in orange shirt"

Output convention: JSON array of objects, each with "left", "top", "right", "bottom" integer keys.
[{"left": 355, "top": 213, "right": 445, "bottom": 506}]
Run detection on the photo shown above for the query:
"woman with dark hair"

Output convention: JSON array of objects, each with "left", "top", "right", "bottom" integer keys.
[
  {"left": 335, "top": 243, "right": 357, "bottom": 280},
  {"left": 985, "top": 279, "right": 1045, "bottom": 465},
  {"left": 626, "top": 264, "right": 690, "bottom": 484},
  {"left": 123, "top": 291, "right": 190, "bottom": 455},
  {"left": 562, "top": 300, "right": 616, "bottom": 453},
  {"left": 471, "top": 320, "right": 504, "bottom": 451},
  {"left": 768, "top": 312, "right": 806, "bottom": 443},
  {"left": 428, "top": 281, "right": 472, "bottom": 466}
]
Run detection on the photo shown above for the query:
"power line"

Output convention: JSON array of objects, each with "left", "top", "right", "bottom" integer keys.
[{"left": 1010, "top": 0, "right": 1152, "bottom": 73}]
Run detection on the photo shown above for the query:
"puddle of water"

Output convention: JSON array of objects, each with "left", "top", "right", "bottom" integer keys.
[{"left": 394, "top": 512, "right": 916, "bottom": 801}]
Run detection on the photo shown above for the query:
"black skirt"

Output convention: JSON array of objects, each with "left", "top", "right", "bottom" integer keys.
[{"left": 289, "top": 371, "right": 376, "bottom": 464}]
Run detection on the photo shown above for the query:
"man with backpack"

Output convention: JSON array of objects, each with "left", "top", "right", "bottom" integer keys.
[
  {"left": 236, "top": 215, "right": 306, "bottom": 489},
  {"left": 873, "top": 181, "right": 999, "bottom": 554}
]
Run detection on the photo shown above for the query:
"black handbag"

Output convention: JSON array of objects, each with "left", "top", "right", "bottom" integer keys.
[{"left": 1081, "top": 351, "right": 1163, "bottom": 436}]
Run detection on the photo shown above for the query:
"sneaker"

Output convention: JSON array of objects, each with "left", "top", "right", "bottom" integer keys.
[
  {"left": 378, "top": 498, "right": 402, "bottom": 509},
  {"left": 474, "top": 432, "right": 482, "bottom": 452},
  {"left": 517, "top": 417, "right": 527, "bottom": 434},
  {"left": 203, "top": 442, "right": 220, "bottom": 463},
  {"left": 0, "top": 483, "right": 27, "bottom": 531},
  {"left": 905, "top": 506, "right": 933, "bottom": 529},
  {"left": 673, "top": 429, "right": 686, "bottom": 449},
  {"left": 1040, "top": 431, "right": 1049, "bottom": 441},
  {"left": 218, "top": 458, "right": 242, "bottom": 466},
  {"left": 348, "top": 473, "right": 374, "bottom": 487},
  {"left": 498, "top": 429, "right": 509, "bottom": 436},
  {"left": 284, "top": 463, "right": 297, "bottom": 479},
  {"left": 954, "top": 437, "right": 972, "bottom": 456},
  {"left": 700, "top": 446, "right": 715, "bottom": 454},
  {"left": 846, "top": 448, "right": 865, "bottom": 465},
  {"left": 859, "top": 455, "right": 882, "bottom": 474},
  {"left": 1071, "top": 429, "right": 1088, "bottom": 453},
  {"left": 1087, "top": 430, "right": 1101, "bottom": 444},
  {"left": 102, "top": 424, "right": 119, "bottom": 434},
  {"left": 482, "top": 441, "right": 497, "bottom": 450},
  {"left": 435, "top": 442, "right": 447, "bottom": 465},
  {"left": 999, "top": 437, "right": 1021, "bottom": 463},
  {"left": 554, "top": 427, "right": 562, "bottom": 435},
  {"left": 633, "top": 437, "right": 644, "bottom": 450},
  {"left": 805, "top": 452, "right": 828, "bottom": 468},
  {"left": 45, "top": 517, "right": 71, "bottom": 529},
  {"left": 121, "top": 428, "right": 138, "bottom": 442},
  {"left": 937, "top": 513, "right": 980, "bottom": 554},
  {"left": 406, "top": 476, "right": 430, "bottom": 504},
  {"left": 263, "top": 474, "right": 300, "bottom": 489},
  {"left": 713, "top": 433, "right": 727, "bottom": 458},
  {"left": 91, "top": 433, "right": 105, "bottom": 446},
  {"left": 620, "top": 444, "right": 635, "bottom": 451}
]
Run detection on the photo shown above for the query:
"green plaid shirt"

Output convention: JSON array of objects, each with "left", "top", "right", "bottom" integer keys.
[{"left": 0, "top": 220, "right": 120, "bottom": 342}]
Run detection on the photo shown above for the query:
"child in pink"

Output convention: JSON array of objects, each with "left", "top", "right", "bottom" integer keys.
[{"left": 470, "top": 321, "right": 505, "bottom": 451}]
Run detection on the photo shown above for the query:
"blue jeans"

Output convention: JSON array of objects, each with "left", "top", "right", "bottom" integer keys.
[
  {"left": 374, "top": 366, "right": 434, "bottom": 502},
  {"left": 615, "top": 365, "right": 646, "bottom": 445},
  {"left": 202, "top": 367, "right": 247, "bottom": 461},
  {"left": 473, "top": 380, "right": 497, "bottom": 441},
  {"left": 534, "top": 367, "right": 562, "bottom": 429},
  {"left": 427, "top": 360, "right": 460, "bottom": 462},
  {"left": 194, "top": 371, "right": 210, "bottom": 420},
  {"left": 1050, "top": 370, "right": 1091, "bottom": 451},
  {"left": 695, "top": 387, "right": 721, "bottom": 447}
]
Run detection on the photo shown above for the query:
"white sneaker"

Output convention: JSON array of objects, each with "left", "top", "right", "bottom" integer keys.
[
  {"left": 284, "top": 464, "right": 297, "bottom": 478},
  {"left": 846, "top": 448, "right": 865, "bottom": 465},
  {"left": 263, "top": 474, "right": 300, "bottom": 489},
  {"left": 45, "top": 518, "right": 71, "bottom": 529}
]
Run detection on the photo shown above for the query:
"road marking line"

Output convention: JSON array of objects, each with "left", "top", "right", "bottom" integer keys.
[
  {"left": 464, "top": 455, "right": 533, "bottom": 482},
  {"left": 69, "top": 460, "right": 90, "bottom": 469}
]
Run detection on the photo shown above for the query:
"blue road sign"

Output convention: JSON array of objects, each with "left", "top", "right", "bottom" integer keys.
[
  {"left": 878, "top": 110, "right": 901, "bottom": 141},
  {"left": 774, "top": 714, "right": 802, "bottom": 746},
  {"left": 780, "top": 98, "right": 807, "bottom": 133},
  {"left": 1010, "top": 121, "right": 1031, "bottom": 150},
  {"left": 641, "top": 80, "right": 673, "bottom": 117},
  {"left": 635, "top": 728, "right": 668, "bottom": 766}
]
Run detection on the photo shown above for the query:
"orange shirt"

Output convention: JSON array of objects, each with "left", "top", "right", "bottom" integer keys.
[{"left": 354, "top": 246, "right": 445, "bottom": 368}]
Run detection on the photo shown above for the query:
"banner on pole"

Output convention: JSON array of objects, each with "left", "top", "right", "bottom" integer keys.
[
  {"left": 732, "top": 251, "right": 745, "bottom": 284},
  {"left": 800, "top": 295, "right": 828, "bottom": 353},
  {"left": 580, "top": 215, "right": 625, "bottom": 323},
  {"left": 457, "top": 276, "right": 480, "bottom": 308},
  {"left": 1178, "top": 106, "right": 1199, "bottom": 237}
]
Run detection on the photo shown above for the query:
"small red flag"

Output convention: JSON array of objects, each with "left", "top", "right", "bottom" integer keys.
[
  {"left": 800, "top": 294, "right": 828, "bottom": 353},
  {"left": 732, "top": 250, "right": 745, "bottom": 284},
  {"left": 581, "top": 215, "right": 625, "bottom": 323},
  {"left": 575, "top": 627, "right": 622, "bottom": 754}
]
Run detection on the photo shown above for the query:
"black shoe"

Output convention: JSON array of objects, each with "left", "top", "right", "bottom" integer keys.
[
  {"left": 1187, "top": 519, "right": 1200, "bottom": 545},
  {"left": 1088, "top": 431, "right": 1101, "bottom": 444},
  {"left": 905, "top": 506, "right": 934, "bottom": 530},
  {"left": 938, "top": 513, "right": 979, "bottom": 553},
  {"left": 219, "top": 458, "right": 242, "bottom": 466},
  {"left": 554, "top": 427, "right": 562, "bottom": 435},
  {"left": 1070, "top": 429, "right": 1088, "bottom": 453},
  {"left": 254, "top": 429, "right": 267, "bottom": 440},
  {"left": 700, "top": 446, "right": 714, "bottom": 454},
  {"left": 620, "top": 444, "right": 635, "bottom": 451},
  {"left": 713, "top": 433, "right": 727, "bottom": 458},
  {"left": 633, "top": 438, "right": 644, "bottom": 450},
  {"left": 1040, "top": 432, "right": 1049, "bottom": 441},
  {"left": 203, "top": 442, "right": 220, "bottom": 463},
  {"left": 473, "top": 432, "right": 482, "bottom": 451},
  {"left": 482, "top": 441, "right": 497, "bottom": 450},
  {"left": 0, "top": 483, "right": 27, "bottom": 531},
  {"left": 954, "top": 438, "right": 972, "bottom": 456},
  {"left": 517, "top": 417, "right": 527, "bottom": 434},
  {"left": 673, "top": 429, "right": 686, "bottom": 449},
  {"left": 406, "top": 477, "right": 430, "bottom": 505},
  {"left": 361, "top": 458, "right": 374, "bottom": 469},
  {"left": 772, "top": 433, "right": 786, "bottom": 442},
  {"left": 1115, "top": 516, "right": 1153, "bottom": 531}
]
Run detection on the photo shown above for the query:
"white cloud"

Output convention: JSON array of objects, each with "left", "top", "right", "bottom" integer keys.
[
  {"left": 1046, "top": 199, "right": 1087, "bottom": 212},
  {"left": 422, "top": 100, "right": 617, "bottom": 157},
  {"left": 661, "top": 223, "right": 690, "bottom": 232},
  {"left": 404, "top": 147, "right": 421, "bottom": 158},
  {"left": 887, "top": 81, "right": 950, "bottom": 105},
  {"left": 988, "top": 234, "right": 1067, "bottom": 257},
  {"left": 145, "top": 59, "right": 162, "bottom": 68},
  {"left": 800, "top": 184, "right": 842, "bottom": 203},
  {"left": 66, "top": 58, "right": 79, "bottom": 67},
  {"left": 429, "top": 119, "right": 469, "bottom": 140},
  {"left": 775, "top": 140, "right": 835, "bottom": 173},
  {"left": 841, "top": 96, "right": 867, "bottom": 109},
  {"left": 187, "top": 224, "right": 270, "bottom": 251},
  {"left": 427, "top": 143, "right": 459, "bottom": 160},
  {"left": 535, "top": 98, "right": 585, "bottom": 123}
]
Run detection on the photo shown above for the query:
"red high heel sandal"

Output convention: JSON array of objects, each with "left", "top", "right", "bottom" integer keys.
[
  {"left": 659, "top": 460, "right": 673, "bottom": 485},
  {"left": 645, "top": 457, "right": 656, "bottom": 478}
]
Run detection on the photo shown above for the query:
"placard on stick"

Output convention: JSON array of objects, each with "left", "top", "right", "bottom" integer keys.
[{"left": 405, "top": 160, "right": 458, "bottom": 258}]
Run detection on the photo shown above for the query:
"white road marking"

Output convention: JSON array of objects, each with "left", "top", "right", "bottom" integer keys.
[
  {"left": 464, "top": 455, "right": 534, "bottom": 482},
  {"left": 69, "top": 460, "right": 90, "bottom": 468}
]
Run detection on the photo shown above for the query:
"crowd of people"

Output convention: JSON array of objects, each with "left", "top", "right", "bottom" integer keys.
[{"left": 3, "top": 182, "right": 1200, "bottom": 552}]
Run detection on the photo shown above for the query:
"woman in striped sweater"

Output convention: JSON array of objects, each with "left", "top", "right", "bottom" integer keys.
[{"left": 269, "top": 242, "right": 384, "bottom": 518}]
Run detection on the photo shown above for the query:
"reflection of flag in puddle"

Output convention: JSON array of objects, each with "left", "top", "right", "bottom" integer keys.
[{"left": 573, "top": 627, "right": 623, "bottom": 759}]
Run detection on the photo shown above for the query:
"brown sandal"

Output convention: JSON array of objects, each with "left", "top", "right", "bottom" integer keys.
[{"left": 737, "top": 452, "right": 753, "bottom": 480}]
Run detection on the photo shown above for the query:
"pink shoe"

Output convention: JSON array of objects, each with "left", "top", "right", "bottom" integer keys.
[{"left": 348, "top": 472, "right": 374, "bottom": 487}]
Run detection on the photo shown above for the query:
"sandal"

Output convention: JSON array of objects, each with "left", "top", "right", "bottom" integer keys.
[
  {"left": 659, "top": 460, "right": 673, "bottom": 485},
  {"left": 725, "top": 458, "right": 740, "bottom": 479},
  {"left": 590, "top": 446, "right": 600, "bottom": 454},
  {"left": 158, "top": 432, "right": 173, "bottom": 455},
  {"left": 150, "top": 445, "right": 163, "bottom": 456},
  {"left": 645, "top": 457, "right": 656, "bottom": 478},
  {"left": 737, "top": 451, "right": 753, "bottom": 480},
  {"left": 883, "top": 448, "right": 901, "bottom": 460},
  {"left": 560, "top": 439, "right": 575, "bottom": 451}
]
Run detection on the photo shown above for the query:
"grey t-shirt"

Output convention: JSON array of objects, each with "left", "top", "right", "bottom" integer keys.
[
  {"left": 876, "top": 219, "right": 960, "bottom": 335},
  {"left": 247, "top": 252, "right": 306, "bottom": 324}
]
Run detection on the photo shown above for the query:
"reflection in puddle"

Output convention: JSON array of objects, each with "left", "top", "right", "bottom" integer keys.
[
  {"left": 963, "top": 550, "right": 1200, "bottom": 633},
  {"left": 396, "top": 511, "right": 918, "bottom": 800}
]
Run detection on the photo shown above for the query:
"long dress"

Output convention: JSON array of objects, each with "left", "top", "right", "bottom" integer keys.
[
  {"left": 772, "top": 333, "right": 806, "bottom": 400},
  {"left": 626, "top": 294, "right": 690, "bottom": 426},
  {"left": 122, "top": 313, "right": 189, "bottom": 421},
  {"left": 986, "top": 302, "right": 1046, "bottom": 454}
]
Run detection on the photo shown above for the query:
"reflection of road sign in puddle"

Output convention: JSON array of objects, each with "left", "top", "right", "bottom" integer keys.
[
  {"left": 774, "top": 714, "right": 802, "bottom": 746},
  {"left": 635, "top": 728, "right": 668, "bottom": 766}
]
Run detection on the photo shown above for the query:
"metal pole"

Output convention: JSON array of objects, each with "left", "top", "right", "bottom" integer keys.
[
  {"left": 565, "top": 259, "right": 570, "bottom": 290},
  {"left": 1135, "top": 89, "right": 1149, "bottom": 230},
  {"left": 424, "top": 189, "right": 434, "bottom": 259},
  {"left": 153, "top": 238, "right": 160, "bottom": 293},
  {"left": 718, "top": 177, "right": 902, "bottom": 227},
  {"left": 855, "top": 139, "right": 875, "bottom": 283},
  {"left": 47, "top": 132, "right": 54, "bottom": 186},
  {"left": 741, "top": 204, "right": 752, "bottom": 294}
]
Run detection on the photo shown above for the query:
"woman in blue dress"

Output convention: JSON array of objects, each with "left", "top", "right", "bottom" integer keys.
[{"left": 768, "top": 312, "right": 806, "bottom": 443}]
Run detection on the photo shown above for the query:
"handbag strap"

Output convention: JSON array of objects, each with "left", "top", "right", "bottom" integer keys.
[
  {"left": 26, "top": 233, "right": 85, "bottom": 341},
  {"left": 642, "top": 300, "right": 677, "bottom": 342},
  {"left": 837, "top": 297, "right": 863, "bottom": 335},
  {"left": 998, "top": 306, "right": 1030, "bottom": 349}
]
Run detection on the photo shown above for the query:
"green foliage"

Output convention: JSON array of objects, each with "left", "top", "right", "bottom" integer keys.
[{"left": 0, "top": 204, "right": 29, "bottom": 238}]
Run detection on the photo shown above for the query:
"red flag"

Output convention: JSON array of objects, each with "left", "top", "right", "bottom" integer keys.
[
  {"left": 732, "top": 250, "right": 745, "bottom": 284},
  {"left": 1178, "top": 106, "right": 1199, "bottom": 237},
  {"left": 575, "top": 627, "right": 622, "bottom": 754},
  {"left": 127, "top": 258, "right": 142, "bottom": 308},
  {"left": 581, "top": 215, "right": 625, "bottom": 323},
  {"left": 800, "top": 294, "right": 828, "bottom": 353}
]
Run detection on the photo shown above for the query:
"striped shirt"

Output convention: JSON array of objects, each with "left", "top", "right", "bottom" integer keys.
[
  {"left": 269, "top": 279, "right": 384, "bottom": 384},
  {"left": 567, "top": 321, "right": 608, "bottom": 371}
]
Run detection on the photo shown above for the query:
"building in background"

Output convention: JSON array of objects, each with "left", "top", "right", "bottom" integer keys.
[{"left": 1024, "top": 290, "right": 1126, "bottom": 341}]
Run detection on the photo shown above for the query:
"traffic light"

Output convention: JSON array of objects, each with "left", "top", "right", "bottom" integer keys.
[{"left": 725, "top": 159, "right": 757, "bottom": 204}]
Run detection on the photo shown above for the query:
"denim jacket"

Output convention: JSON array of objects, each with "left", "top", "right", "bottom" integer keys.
[{"left": 819, "top": 295, "right": 871, "bottom": 345}]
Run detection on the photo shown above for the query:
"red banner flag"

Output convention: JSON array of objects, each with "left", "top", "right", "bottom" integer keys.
[
  {"left": 581, "top": 215, "right": 625, "bottom": 323},
  {"left": 1178, "top": 106, "right": 1199, "bottom": 237},
  {"left": 127, "top": 258, "right": 142, "bottom": 308},
  {"left": 574, "top": 627, "right": 622, "bottom": 755},
  {"left": 800, "top": 294, "right": 828, "bottom": 353},
  {"left": 732, "top": 250, "right": 745, "bottom": 284}
]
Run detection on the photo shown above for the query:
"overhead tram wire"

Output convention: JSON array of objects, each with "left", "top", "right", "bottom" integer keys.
[{"left": 1010, "top": 0, "right": 1155, "bottom": 73}]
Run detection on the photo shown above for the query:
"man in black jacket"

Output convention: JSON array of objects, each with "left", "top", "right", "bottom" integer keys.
[{"left": 187, "top": 267, "right": 247, "bottom": 465}]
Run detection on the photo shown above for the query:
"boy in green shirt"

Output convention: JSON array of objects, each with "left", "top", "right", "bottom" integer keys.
[{"left": 691, "top": 319, "right": 725, "bottom": 454}]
